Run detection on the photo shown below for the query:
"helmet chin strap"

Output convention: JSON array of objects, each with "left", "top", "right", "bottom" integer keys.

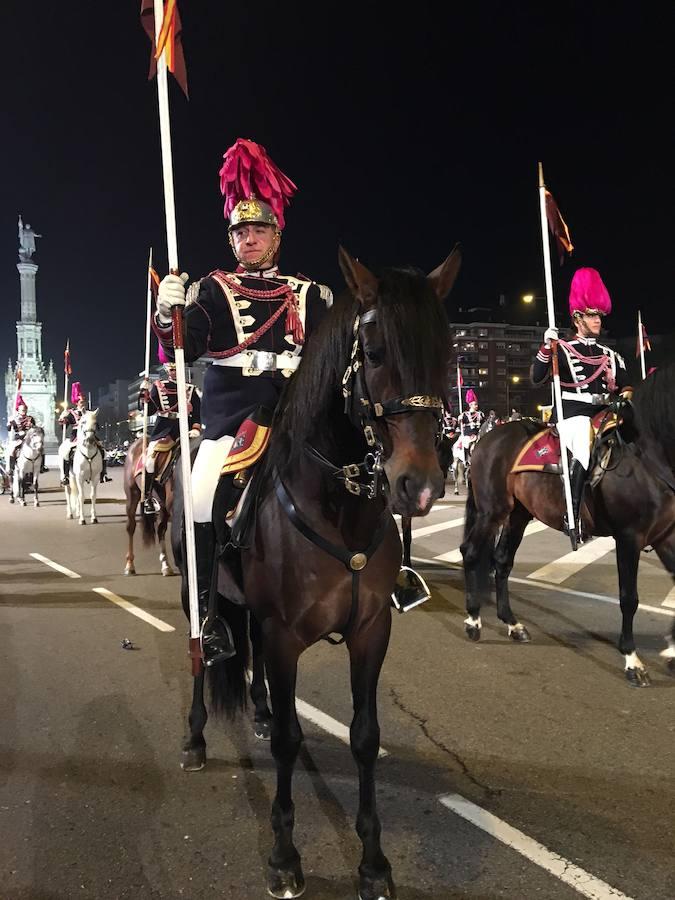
[{"left": 230, "top": 231, "right": 281, "bottom": 270}]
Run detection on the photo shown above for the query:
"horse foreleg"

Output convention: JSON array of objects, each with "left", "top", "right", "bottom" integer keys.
[
  {"left": 349, "top": 608, "right": 396, "bottom": 900},
  {"left": 33, "top": 473, "right": 40, "bottom": 507},
  {"left": 249, "top": 613, "right": 272, "bottom": 739},
  {"left": 125, "top": 500, "right": 138, "bottom": 574},
  {"left": 264, "top": 629, "right": 305, "bottom": 899},
  {"left": 615, "top": 532, "right": 650, "bottom": 687},
  {"left": 157, "top": 506, "right": 174, "bottom": 576},
  {"left": 494, "top": 505, "right": 531, "bottom": 642},
  {"left": 461, "top": 505, "right": 498, "bottom": 642},
  {"left": 181, "top": 669, "right": 208, "bottom": 772},
  {"left": 77, "top": 476, "right": 86, "bottom": 524},
  {"left": 90, "top": 481, "right": 98, "bottom": 524},
  {"left": 401, "top": 516, "right": 412, "bottom": 568}
]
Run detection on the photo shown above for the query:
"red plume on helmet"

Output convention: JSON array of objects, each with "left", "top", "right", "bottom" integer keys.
[
  {"left": 15, "top": 393, "right": 26, "bottom": 411},
  {"left": 568, "top": 268, "right": 612, "bottom": 317},
  {"left": 219, "top": 139, "right": 297, "bottom": 229},
  {"left": 71, "top": 382, "right": 84, "bottom": 405},
  {"left": 465, "top": 389, "right": 478, "bottom": 404}
]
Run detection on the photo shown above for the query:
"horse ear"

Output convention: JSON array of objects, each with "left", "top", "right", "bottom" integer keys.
[
  {"left": 427, "top": 243, "right": 462, "bottom": 301},
  {"left": 92, "top": 407, "right": 99, "bottom": 416},
  {"left": 338, "top": 246, "right": 378, "bottom": 308}
]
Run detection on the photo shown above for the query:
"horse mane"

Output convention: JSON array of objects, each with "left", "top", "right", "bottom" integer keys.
[
  {"left": 266, "top": 266, "right": 451, "bottom": 473},
  {"left": 632, "top": 360, "right": 675, "bottom": 468}
]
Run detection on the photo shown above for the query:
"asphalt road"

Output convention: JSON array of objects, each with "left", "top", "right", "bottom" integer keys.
[{"left": 1, "top": 469, "right": 674, "bottom": 900}]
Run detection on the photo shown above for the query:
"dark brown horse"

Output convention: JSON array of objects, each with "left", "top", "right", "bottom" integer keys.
[
  {"left": 460, "top": 365, "right": 675, "bottom": 688},
  {"left": 123, "top": 436, "right": 175, "bottom": 576},
  {"left": 174, "top": 246, "right": 461, "bottom": 900}
]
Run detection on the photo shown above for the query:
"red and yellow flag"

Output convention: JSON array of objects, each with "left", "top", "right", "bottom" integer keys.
[
  {"left": 149, "top": 266, "right": 160, "bottom": 299},
  {"left": 140, "top": 0, "right": 188, "bottom": 98},
  {"left": 544, "top": 189, "right": 574, "bottom": 265},
  {"left": 64, "top": 339, "right": 72, "bottom": 376}
]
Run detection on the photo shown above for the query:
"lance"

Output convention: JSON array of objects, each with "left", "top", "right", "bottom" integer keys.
[
  {"left": 637, "top": 310, "right": 647, "bottom": 381},
  {"left": 456, "top": 362, "right": 464, "bottom": 437},
  {"left": 538, "top": 162, "right": 576, "bottom": 544},
  {"left": 62, "top": 339, "right": 70, "bottom": 442},
  {"left": 140, "top": 248, "right": 153, "bottom": 505},
  {"left": 152, "top": 0, "right": 201, "bottom": 672}
]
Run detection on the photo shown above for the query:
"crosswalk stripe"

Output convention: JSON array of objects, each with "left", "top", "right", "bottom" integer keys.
[
  {"left": 433, "top": 520, "right": 548, "bottom": 564},
  {"left": 662, "top": 586, "right": 675, "bottom": 609},
  {"left": 528, "top": 537, "right": 615, "bottom": 585},
  {"left": 410, "top": 517, "right": 465, "bottom": 539}
]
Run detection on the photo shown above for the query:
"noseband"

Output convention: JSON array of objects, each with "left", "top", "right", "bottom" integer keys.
[{"left": 307, "top": 308, "right": 443, "bottom": 499}]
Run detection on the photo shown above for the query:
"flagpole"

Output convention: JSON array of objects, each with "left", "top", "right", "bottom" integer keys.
[
  {"left": 153, "top": 0, "right": 201, "bottom": 672},
  {"left": 62, "top": 340, "right": 70, "bottom": 443},
  {"left": 538, "top": 162, "right": 576, "bottom": 543},
  {"left": 141, "top": 248, "right": 153, "bottom": 505},
  {"left": 637, "top": 310, "right": 647, "bottom": 380}
]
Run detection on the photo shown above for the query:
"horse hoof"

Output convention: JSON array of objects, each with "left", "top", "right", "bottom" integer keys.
[
  {"left": 465, "top": 624, "right": 481, "bottom": 642},
  {"left": 35, "top": 502, "right": 40, "bottom": 508},
  {"left": 79, "top": 520, "right": 86, "bottom": 526},
  {"left": 508, "top": 624, "right": 531, "bottom": 643},
  {"left": 161, "top": 566, "right": 175, "bottom": 577},
  {"left": 181, "top": 746, "right": 206, "bottom": 772},
  {"left": 626, "top": 667, "right": 651, "bottom": 688},
  {"left": 124, "top": 567, "right": 136, "bottom": 576},
  {"left": 254, "top": 718, "right": 272, "bottom": 740},
  {"left": 358, "top": 871, "right": 397, "bottom": 900},
  {"left": 666, "top": 658, "right": 675, "bottom": 675},
  {"left": 267, "top": 862, "right": 305, "bottom": 899},
  {"left": 9, "top": 497, "right": 14, "bottom": 504}
]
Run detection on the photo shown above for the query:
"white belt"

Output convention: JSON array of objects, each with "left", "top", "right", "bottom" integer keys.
[
  {"left": 561, "top": 390, "right": 610, "bottom": 405},
  {"left": 212, "top": 350, "right": 301, "bottom": 377}
]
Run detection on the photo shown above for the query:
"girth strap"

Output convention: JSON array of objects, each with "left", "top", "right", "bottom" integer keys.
[{"left": 273, "top": 469, "right": 391, "bottom": 645}]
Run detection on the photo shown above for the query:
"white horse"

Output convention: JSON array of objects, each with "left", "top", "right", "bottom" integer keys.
[
  {"left": 64, "top": 410, "right": 103, "bottom": 524},
  {"left": 451, "top": 435, "right": 471, "bottom": 494},
  {"left": 11, "top": 426, "right": 45, "bottom": 507}
]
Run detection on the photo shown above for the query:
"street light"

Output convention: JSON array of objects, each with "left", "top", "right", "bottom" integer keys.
[
  {"left": 505, "top": 374, "right": 521, "bottom": 412},
  {"left": 522, "top": 294, "right": 534, "bottom": 304}
]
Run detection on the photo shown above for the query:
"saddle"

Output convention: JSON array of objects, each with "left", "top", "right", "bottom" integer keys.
[
  {"left": 511, "top": 410, "right": 620, "bottom": 484},
  {"left": 133, "top": 437, "right": 177, "bottom": 484}
]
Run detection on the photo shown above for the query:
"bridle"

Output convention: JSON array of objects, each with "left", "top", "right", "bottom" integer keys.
[
  {"left": 305, "top": 307, "right": 444, "bottom": 499},
  {"left": 20, "top": 428, "right": 44, "bottom": 463}
]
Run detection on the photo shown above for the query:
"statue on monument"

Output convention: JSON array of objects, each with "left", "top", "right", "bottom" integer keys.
[{"left": 18, "top": 215, "right": 42, "bottom": 262}]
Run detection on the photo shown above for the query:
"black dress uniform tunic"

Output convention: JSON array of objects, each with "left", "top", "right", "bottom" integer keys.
[
  {"left": 153, "top": 267, "right": 329, "bottom": 440},
  {"left": 8, "top": 413, "right": 36, "bottom": 438},
  {"left": 142, "top": 380, "right": 201, "bottom": 441},
  {"left": 458, "top": 409, "right": 485, "bottom": 437},
  {"left": 58, "top": 408, "right": 84, "bottom": 441},
  {"left": 532, "top": 336, "right": 629, "bottom": 421}
]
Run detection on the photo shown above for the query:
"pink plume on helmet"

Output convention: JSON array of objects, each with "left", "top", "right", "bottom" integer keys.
[
  {"left": 568, "top": 267, "right": 612, "bottom": 317},
  {"left": 219, "top": 138, "right": 297, "bottom": 229},
  {"left": 15, "top": 393, "right": 26, "bottom": 410},
  {"left": 71, "top": 382, "right": 83, "bottom": 404},
  {"left": 465, "top": 389, "right": 478, "bottom": 404}
]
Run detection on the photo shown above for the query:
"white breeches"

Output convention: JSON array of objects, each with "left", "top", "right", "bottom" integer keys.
[
  {"left": 557, "top": 415, "right": 593, "bottom": 470},
  {"left": 145, "top": 439, "right": 175, "bottom": 473},
  {"left": 191, "top": 435, "right": 234, "bottom": 523}
]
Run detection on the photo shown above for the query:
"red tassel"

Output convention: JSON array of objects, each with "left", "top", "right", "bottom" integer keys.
[{"left": 285, "top": 298, "right": 305, "bottom": 345}]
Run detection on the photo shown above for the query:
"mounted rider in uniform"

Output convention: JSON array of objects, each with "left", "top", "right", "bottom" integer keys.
[
  {"left": 7, "top": 394, "right": 36, "bottom": 479},
  {"left": 531, "top": 267, "right": 632, "bottom": 543},
  {"left": 139, "top": 350, "right": 202, "bottom": 514},
  {"left": 58, "top": 383, "right": 111, "bottom": 485},
  {"left": 457, "top": 390, "right": 485, "bottom": 461},
  {"left": 153, "top": 138, "right": 332, "bottom": 664}
]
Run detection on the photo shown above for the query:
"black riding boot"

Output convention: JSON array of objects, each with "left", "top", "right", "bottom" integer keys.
[
  {"left": 143, "top": 472, "right": 159, "bottom": 515},
  {"left": 565, "top": 459, "right": 587, "bottom": 548},
  {"left": 9, "top": 455, "right": 16, "bottom": 479},
  {"left": 194, "top": 522, "right": 236, "bottom": 666},
  {"left": 100, "top": 449, "right": 112, "bottom": 483},
  {"left": 61, "top": 456, "right": 70, "bottom": 486}
]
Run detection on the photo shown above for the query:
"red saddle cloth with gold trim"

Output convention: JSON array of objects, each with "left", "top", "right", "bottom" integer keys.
[
  {"left": 133, "top": 437, "right": 176, "bottom": 480},
  {"left": 511, "top": 411, "right": 618, "bottom": 476}
]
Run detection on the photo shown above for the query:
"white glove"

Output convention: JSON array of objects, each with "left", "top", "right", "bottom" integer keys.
[
  {"left": 543, "top": 326, "right": 559, "bottom": 348},
  {"left": 188, "top": 428, "right": 200, "bottom": 439},
  {"left": 140, "top": 378, "right": 151, "bottom": 390},
  {"left": 156, "top": 273, "right": 189, "bottom": 323}
]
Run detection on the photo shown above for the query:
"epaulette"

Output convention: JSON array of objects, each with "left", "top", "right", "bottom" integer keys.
[
  {"left": 318, "top": 283, "right": 333, "bottom": 308},
  {"left": 186, "top": 279, "right": 203, "bottom": 306}
]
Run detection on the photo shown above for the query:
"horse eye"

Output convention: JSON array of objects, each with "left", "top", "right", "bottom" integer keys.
[{"left": 365, "top": 348, "right": 383, "bottom": 366}]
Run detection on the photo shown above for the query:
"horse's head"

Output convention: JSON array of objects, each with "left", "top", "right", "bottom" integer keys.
[
  {"left": 339, "top": 246, "right": 461, "bottom": 516},
  {"left": 25, "top": 427, "right": 45, "bottom": 453},
  {"left": 79, "top": 409, "right": 99, "bottom": 441}
]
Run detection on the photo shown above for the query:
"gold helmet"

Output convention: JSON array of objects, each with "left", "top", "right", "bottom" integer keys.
[{"left": 219, "top": 138, "right": 296, "bottom": 234}]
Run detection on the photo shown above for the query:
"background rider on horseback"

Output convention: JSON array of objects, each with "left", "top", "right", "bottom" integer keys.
[
  {"left": 457, "top": 389, "right": 485, "bottom": 463},
  {"left": 531, "top": 267, "right": 633, "bottom": 543},
  {"left": 153, "top": 138, "right": 332, "bottom": 664},
  {"left": 139, "top": 351, "right": 202, "bottom": 515},
  {"left": 6, "top": 395, "right": 36, "bottom": 482},
  {"left": 59, "top": 383, "right": 111, "bottom": 486}
]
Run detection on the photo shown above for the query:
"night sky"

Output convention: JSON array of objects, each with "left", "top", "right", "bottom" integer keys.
[{"left": 1, "top": 2, "right": 672, "bottom": 400}]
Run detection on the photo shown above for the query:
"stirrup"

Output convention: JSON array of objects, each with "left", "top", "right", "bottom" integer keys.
[
  {"left": 143, "top": 496, "right": 161, "bottom": 515},
  {"left": 200, "top": 615, "right": 236, "bottom": 666},
  {"left": 391, "top": 565, "right": 431, "bottom": 613}
]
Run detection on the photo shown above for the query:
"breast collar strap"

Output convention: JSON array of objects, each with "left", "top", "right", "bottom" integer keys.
[{"left": 273, "top": 468, "right": 390, "bottom": 645}]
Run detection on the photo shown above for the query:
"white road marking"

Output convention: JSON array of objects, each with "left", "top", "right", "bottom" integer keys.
[
  {"left": 433, "top": 520, "right": 548, "bottom": 564},
  {"left": 30, "top": 552, "right": 81, "bottom": 579},
  {"left": 527, "top": 537, "right": 615, "bottom": 584},
  {"left": 438, "top": 794, "right": 633, "bottom": 899},
  {"left": 407, "top": 517, "right": 465, "bottom": 539},
  {"left": 662, "top": 586, "right": 675, "bottom": 609},
  {"left": 92, "top": 587, "right": 175, "bottom": 632}
]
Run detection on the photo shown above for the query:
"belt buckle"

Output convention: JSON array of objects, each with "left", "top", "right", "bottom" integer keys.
[{"left": 243, "top": 350, "right": 276, "bottom": 377}]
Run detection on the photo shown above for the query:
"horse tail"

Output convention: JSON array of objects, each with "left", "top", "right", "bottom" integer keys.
[
  {"left": 140, "top": 509, "right": 157, "bottom": 546},
  {"left": 463, "top": 481, "right": 478, "bottom": 544},
  {"left": 207, "top": 601, "right": 251, "bottom": 718}
]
